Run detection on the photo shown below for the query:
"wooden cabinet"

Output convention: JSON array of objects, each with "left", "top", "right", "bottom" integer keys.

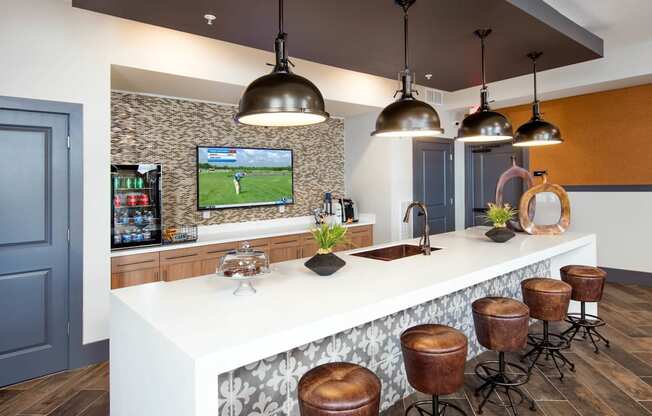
[
  {"left": 111, "top": 225, "right": 374, "bottom": 288},
  {"left": 111, "top": 252, "right": 160, "bottom": 289},
  {"left": 347, "top": 225, "right": 374, "bottom": 250},
  {"left": 270, "top": 235, "right": 303, "bottom": 263},
  {"left": 301, "top": 233, "right": 319, "bottom": 259},
  {"left": 199, "top": 242, "right": 238, "bottom": 276},
  {"left": 160, "top": 247, "right": 203, "bottom": 282}
]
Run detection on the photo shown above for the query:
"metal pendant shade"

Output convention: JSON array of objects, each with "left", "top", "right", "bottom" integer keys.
[
  {"left": 235, "top": 0, "right": 329, "bottom": 127},
  {"left": 513, "top": 52, "right": 563, "bottom": 147},
  {"left": 457, "top": 29, "right": 513, "bottom": 143},
  {"left": 372, "top": 0, "right": 443, "bottom": 137}
]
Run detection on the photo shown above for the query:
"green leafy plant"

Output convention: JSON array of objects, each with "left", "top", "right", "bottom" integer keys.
[
  {"left": 311, "top": 223, "right": 348, "bottom": 254},
  {"left": 483, "top": 203, "right": 517, "bottom": 228}
]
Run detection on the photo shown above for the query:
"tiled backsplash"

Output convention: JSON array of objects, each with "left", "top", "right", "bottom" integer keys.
[
  {"left": 111, "top": 92, "right": 345, "bottom": 226},
  {"left": 217, "top": 259, "right": 550, "bottom": 416}
]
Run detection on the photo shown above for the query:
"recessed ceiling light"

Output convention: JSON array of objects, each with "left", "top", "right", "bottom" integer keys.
[
  {"left": 425, "top": 73, "right": 433, "bottom": 80},
  {"left": 204, "top": 14, "right": 216, "bottom": 25}
]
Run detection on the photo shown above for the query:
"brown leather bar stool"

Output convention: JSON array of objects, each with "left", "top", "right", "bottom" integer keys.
[
  {"left": 401, "top": 324, "right": 468, "bottom": 416},
  {"left": 520, "top": 278, "right": 575, "bottom": 380},
  {"left": 298, "top": 362, "right": 381, "bottom": 416},
  {"left": 472, "top": 297, "right": 536, "bottom": 415},
  {"left": 560, "top": 265, "right": 610, "bottom": 353}
]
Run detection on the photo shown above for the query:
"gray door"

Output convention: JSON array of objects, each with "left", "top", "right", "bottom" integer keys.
[
  {"left": 0, "top": 108, "right": 69, "bottom": 387},
  {"left": 413, "top": 138, "right": 455, "bottom": 236},
  {"left": 465, "top": 143, "right": 525, "bottom": 227}
]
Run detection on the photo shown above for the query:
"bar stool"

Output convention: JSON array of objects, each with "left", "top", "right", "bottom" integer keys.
[
  {"left": 520, "top": 278, "right": 575, "bottom": 380},
  {"left": 298, "top": 362, "right": 381, "bottom": 416},
  {"left": 560, "top": 265, "right": 610, "bottom": 353},
  {"left": 401, "top": 324, "right": 468, "bottom": 416},
  {"left": 472, "top": 297, "right": 535, "bottom": 415}
]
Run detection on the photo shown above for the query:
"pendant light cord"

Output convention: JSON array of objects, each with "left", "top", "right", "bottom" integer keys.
[
  {"left": 403, "top": 8, "right": 409, "bottom": 71},
  {"left": 474, "top": 29, "right": 492, "bottom": 110},
  {"left": 273, "top": 0, "right": 291, "bottom": 72},
  {"left": 528, "top": 51, "right": 543, "bottom": 118},
  {"left": 279, "top": 0, "right": 284, "bottom": 34}
]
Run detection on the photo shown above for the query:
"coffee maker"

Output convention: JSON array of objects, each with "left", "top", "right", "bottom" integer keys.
[{"left": 337, "top": 198, "right": 359, "bottom": 223}]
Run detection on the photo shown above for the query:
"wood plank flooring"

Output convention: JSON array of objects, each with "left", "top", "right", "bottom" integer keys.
[{"left": 1, "top": 282, "right": 651, "bottom": 416}]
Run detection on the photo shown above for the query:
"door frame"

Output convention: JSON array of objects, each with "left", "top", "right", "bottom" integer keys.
[
  {"left": 463, "top": 143, "right": 529, "bottom": 228},
  {"left": 412, "top": 137, "right": 455, "bottom": 235},
  {"left": 0, "top": 96, "right": 105, "bottom": 371}
]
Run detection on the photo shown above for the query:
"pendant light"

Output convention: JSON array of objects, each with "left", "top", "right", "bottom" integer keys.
[
  {"left": 235, "top": 0, "right": 329, "bottom": 127},
  {"left": 457, "top": 29, "right": 513, "bottom": 143},
  {"left": 371, "top": 0, "right": 443, "bottom": 137},
  {"left": 513, "top": 52, "right": 563, "bottom": 147}
]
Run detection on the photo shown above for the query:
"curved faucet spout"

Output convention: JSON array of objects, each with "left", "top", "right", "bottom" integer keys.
[{"left": 403, "top": 201, "right": 431, "bottom": 255}]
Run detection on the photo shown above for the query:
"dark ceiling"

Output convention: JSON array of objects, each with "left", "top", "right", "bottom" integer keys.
[{"left": 73, "top": 0, "right": 603, "bottom": 92}]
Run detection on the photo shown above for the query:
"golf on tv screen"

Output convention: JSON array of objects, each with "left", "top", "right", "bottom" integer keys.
[{"left": 197, "top": 147, "right": 294, "bottom": 209}]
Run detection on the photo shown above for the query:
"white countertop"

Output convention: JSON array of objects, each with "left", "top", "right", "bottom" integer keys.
[
  {"left": 111, "top": 227, "right": 595, "bottom": 374},
  {"left": 110, "top": 214, "right": 375, "bottom": 257}
]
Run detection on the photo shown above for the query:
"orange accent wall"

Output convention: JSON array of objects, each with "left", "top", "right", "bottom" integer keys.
[{"left": 500, "top": 83, "right": 652, "bottom": 185}]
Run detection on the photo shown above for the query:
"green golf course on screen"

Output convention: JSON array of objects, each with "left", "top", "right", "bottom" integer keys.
[{"left": 197, "top": 147, "right": 293, "bottom": 209}]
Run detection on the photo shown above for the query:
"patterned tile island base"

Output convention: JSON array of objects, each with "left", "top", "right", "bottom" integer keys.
[{"left": 217, "top": 260, "right": 550, "bottom": 416}]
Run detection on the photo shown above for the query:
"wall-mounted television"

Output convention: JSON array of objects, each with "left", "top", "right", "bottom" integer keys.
[{"left": 196, "top": 146, "right": 294, "bottom": 210}]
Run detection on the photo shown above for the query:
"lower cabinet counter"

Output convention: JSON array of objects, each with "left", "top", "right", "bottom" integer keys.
[{"left": 110, "top": 225, "right": 373, "bottom": 289}]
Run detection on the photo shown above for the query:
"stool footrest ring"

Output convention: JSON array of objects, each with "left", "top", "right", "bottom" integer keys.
[{"left": 405, "top": 397, "right": 467, "bottom": 416}]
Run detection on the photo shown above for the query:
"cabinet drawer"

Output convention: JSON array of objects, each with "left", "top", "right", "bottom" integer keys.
[
  {"left": 270, "top": 235, "right": 302, "bottom": 249},
  {"left": 111, "top": 252, "right": 159, "bottom": 273},
  {"left": 200, "top": 242, "right": 238, "bottom": 257},
  {"left": 160, "top": 247, "right": 202, "bottom": 263},
  {"left": 111, "top": 268, "right": 160, "bottom": 289}
]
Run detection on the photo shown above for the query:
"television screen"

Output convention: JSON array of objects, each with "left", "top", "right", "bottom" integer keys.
[{"left": 197, "top": 147, "right": 294, "bottom": 209}]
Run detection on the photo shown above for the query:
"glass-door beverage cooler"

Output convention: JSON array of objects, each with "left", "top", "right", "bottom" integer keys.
[{"left": 111, "top": 164, "right": 162, "bottom": 250}]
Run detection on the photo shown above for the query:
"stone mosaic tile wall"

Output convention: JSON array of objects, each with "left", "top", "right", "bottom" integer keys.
[
  {"left": 111, "top": 92, "right": 345, "bottom": 226},
  {"left": 217, "top": 260, "right": 550, "bottom": 416}
]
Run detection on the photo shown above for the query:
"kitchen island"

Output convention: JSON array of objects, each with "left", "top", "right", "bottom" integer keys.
[{"left": 110, "top": 227, "right": 596, "bottom": 416}]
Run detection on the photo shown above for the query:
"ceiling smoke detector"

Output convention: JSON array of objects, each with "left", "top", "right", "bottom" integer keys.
[{"left": 204, "top": 14, "right": 216, "bottom": 25}]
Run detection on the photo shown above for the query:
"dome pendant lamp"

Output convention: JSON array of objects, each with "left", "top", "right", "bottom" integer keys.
[
  {"left": 457, "top": 29, "right": 513, "bottom": 143},
  {"left": 235, "top": 0, "right": 329, "bottom": 127},
  {"left": 513, "top": 52, "right": 563, "bottom": 147},
  {"left": 371, "top": 0, "right": 443, "bottom": 137}
]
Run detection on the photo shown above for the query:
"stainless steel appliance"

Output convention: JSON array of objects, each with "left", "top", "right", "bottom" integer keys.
[{"left": 337, "top": 198, "right": 359, "bottom": 223}]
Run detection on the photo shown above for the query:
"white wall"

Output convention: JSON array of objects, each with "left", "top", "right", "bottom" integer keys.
[
  {"left": 0, "top": 0, "right": 407, "bottom": 344},
  {"left": 344, "top": 106, "right": 460, "bottom": 244},
  {"left": 568, "top": 192, "right": 652, "bottom": 272}
]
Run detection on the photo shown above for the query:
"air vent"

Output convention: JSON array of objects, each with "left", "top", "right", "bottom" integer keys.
[{"left": 424, "top": 87, "right": 444, "bottom": 106}]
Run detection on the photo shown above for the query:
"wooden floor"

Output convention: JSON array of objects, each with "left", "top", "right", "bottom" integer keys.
[{"left": 1, "top": 282, "right": 652, "bottom": 416}]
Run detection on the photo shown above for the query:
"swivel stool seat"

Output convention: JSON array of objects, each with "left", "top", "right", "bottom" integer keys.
[
  {"left": 520, "top": 278, "right": 575, "bottom": 380},
  {"left": 560, "top": 265, "right": 610, "bottom": 353},
  {"left": 472, "top": 297, "right": 536, "bottom": 415},
  {"left": 298, "top": 362, "right": 381, "bottom": 416},
  {"left": 401, "top": 324, "right": 468, "bottom": 416}
]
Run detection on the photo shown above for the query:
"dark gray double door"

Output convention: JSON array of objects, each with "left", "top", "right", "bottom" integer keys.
[
  {"left": 0, "top": 107, "right": 70, "bottom": 386},
  {"left": 412, "top": 138, "right": 455, "bottom": 236}
]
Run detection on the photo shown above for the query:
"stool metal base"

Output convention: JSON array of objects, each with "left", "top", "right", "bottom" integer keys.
[
  {"left": 522, "top": 321, "right": 575, "bottom": 380},
  {"left": 474, "top": 352, "right": 536, "bottom": 415},
  {"left": 405, "top": 395, "right": 467, "bottom": 416},
  {"left": 561, "top": 302, "right": 610, "bottom": 354}
]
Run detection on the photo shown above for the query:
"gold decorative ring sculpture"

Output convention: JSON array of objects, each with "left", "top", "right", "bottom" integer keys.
[
  {"left": 519, "top": 174, "right": 571, "bottom": 235},
  {"left": 495, "top": 158, "right": 535, "bottom": 232}
]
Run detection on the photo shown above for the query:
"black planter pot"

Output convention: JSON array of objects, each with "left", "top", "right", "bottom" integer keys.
[
  {"left": 485, "top": 226, "right": 515, "bottom": 243},
  {"left": 304, "top": 253, "right": 346, "bottom": 276}
]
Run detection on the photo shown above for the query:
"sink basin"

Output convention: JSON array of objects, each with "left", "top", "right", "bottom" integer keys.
[{"left": 350, "top": 244, "right": 441, "bottom": 261}]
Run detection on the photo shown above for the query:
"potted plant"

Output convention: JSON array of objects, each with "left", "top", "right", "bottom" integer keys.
[
  {"left": 483, "top": 203, "right": 518, "bottom": 243},
  {"left": 304, "top": 223, "right": 348, "bottom": 276}
]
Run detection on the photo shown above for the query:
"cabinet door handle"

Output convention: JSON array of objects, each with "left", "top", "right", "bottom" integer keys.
[
  {"left": 164, "top": 253, "right": 198, "bottom": 260},
  {"left": 118, "top": 259, "right": 155, "bottom": 267}
]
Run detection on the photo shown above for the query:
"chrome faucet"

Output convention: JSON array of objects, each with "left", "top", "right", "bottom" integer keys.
[{"left": 403, "top": 202, "right": 431, "bottom": 255}]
